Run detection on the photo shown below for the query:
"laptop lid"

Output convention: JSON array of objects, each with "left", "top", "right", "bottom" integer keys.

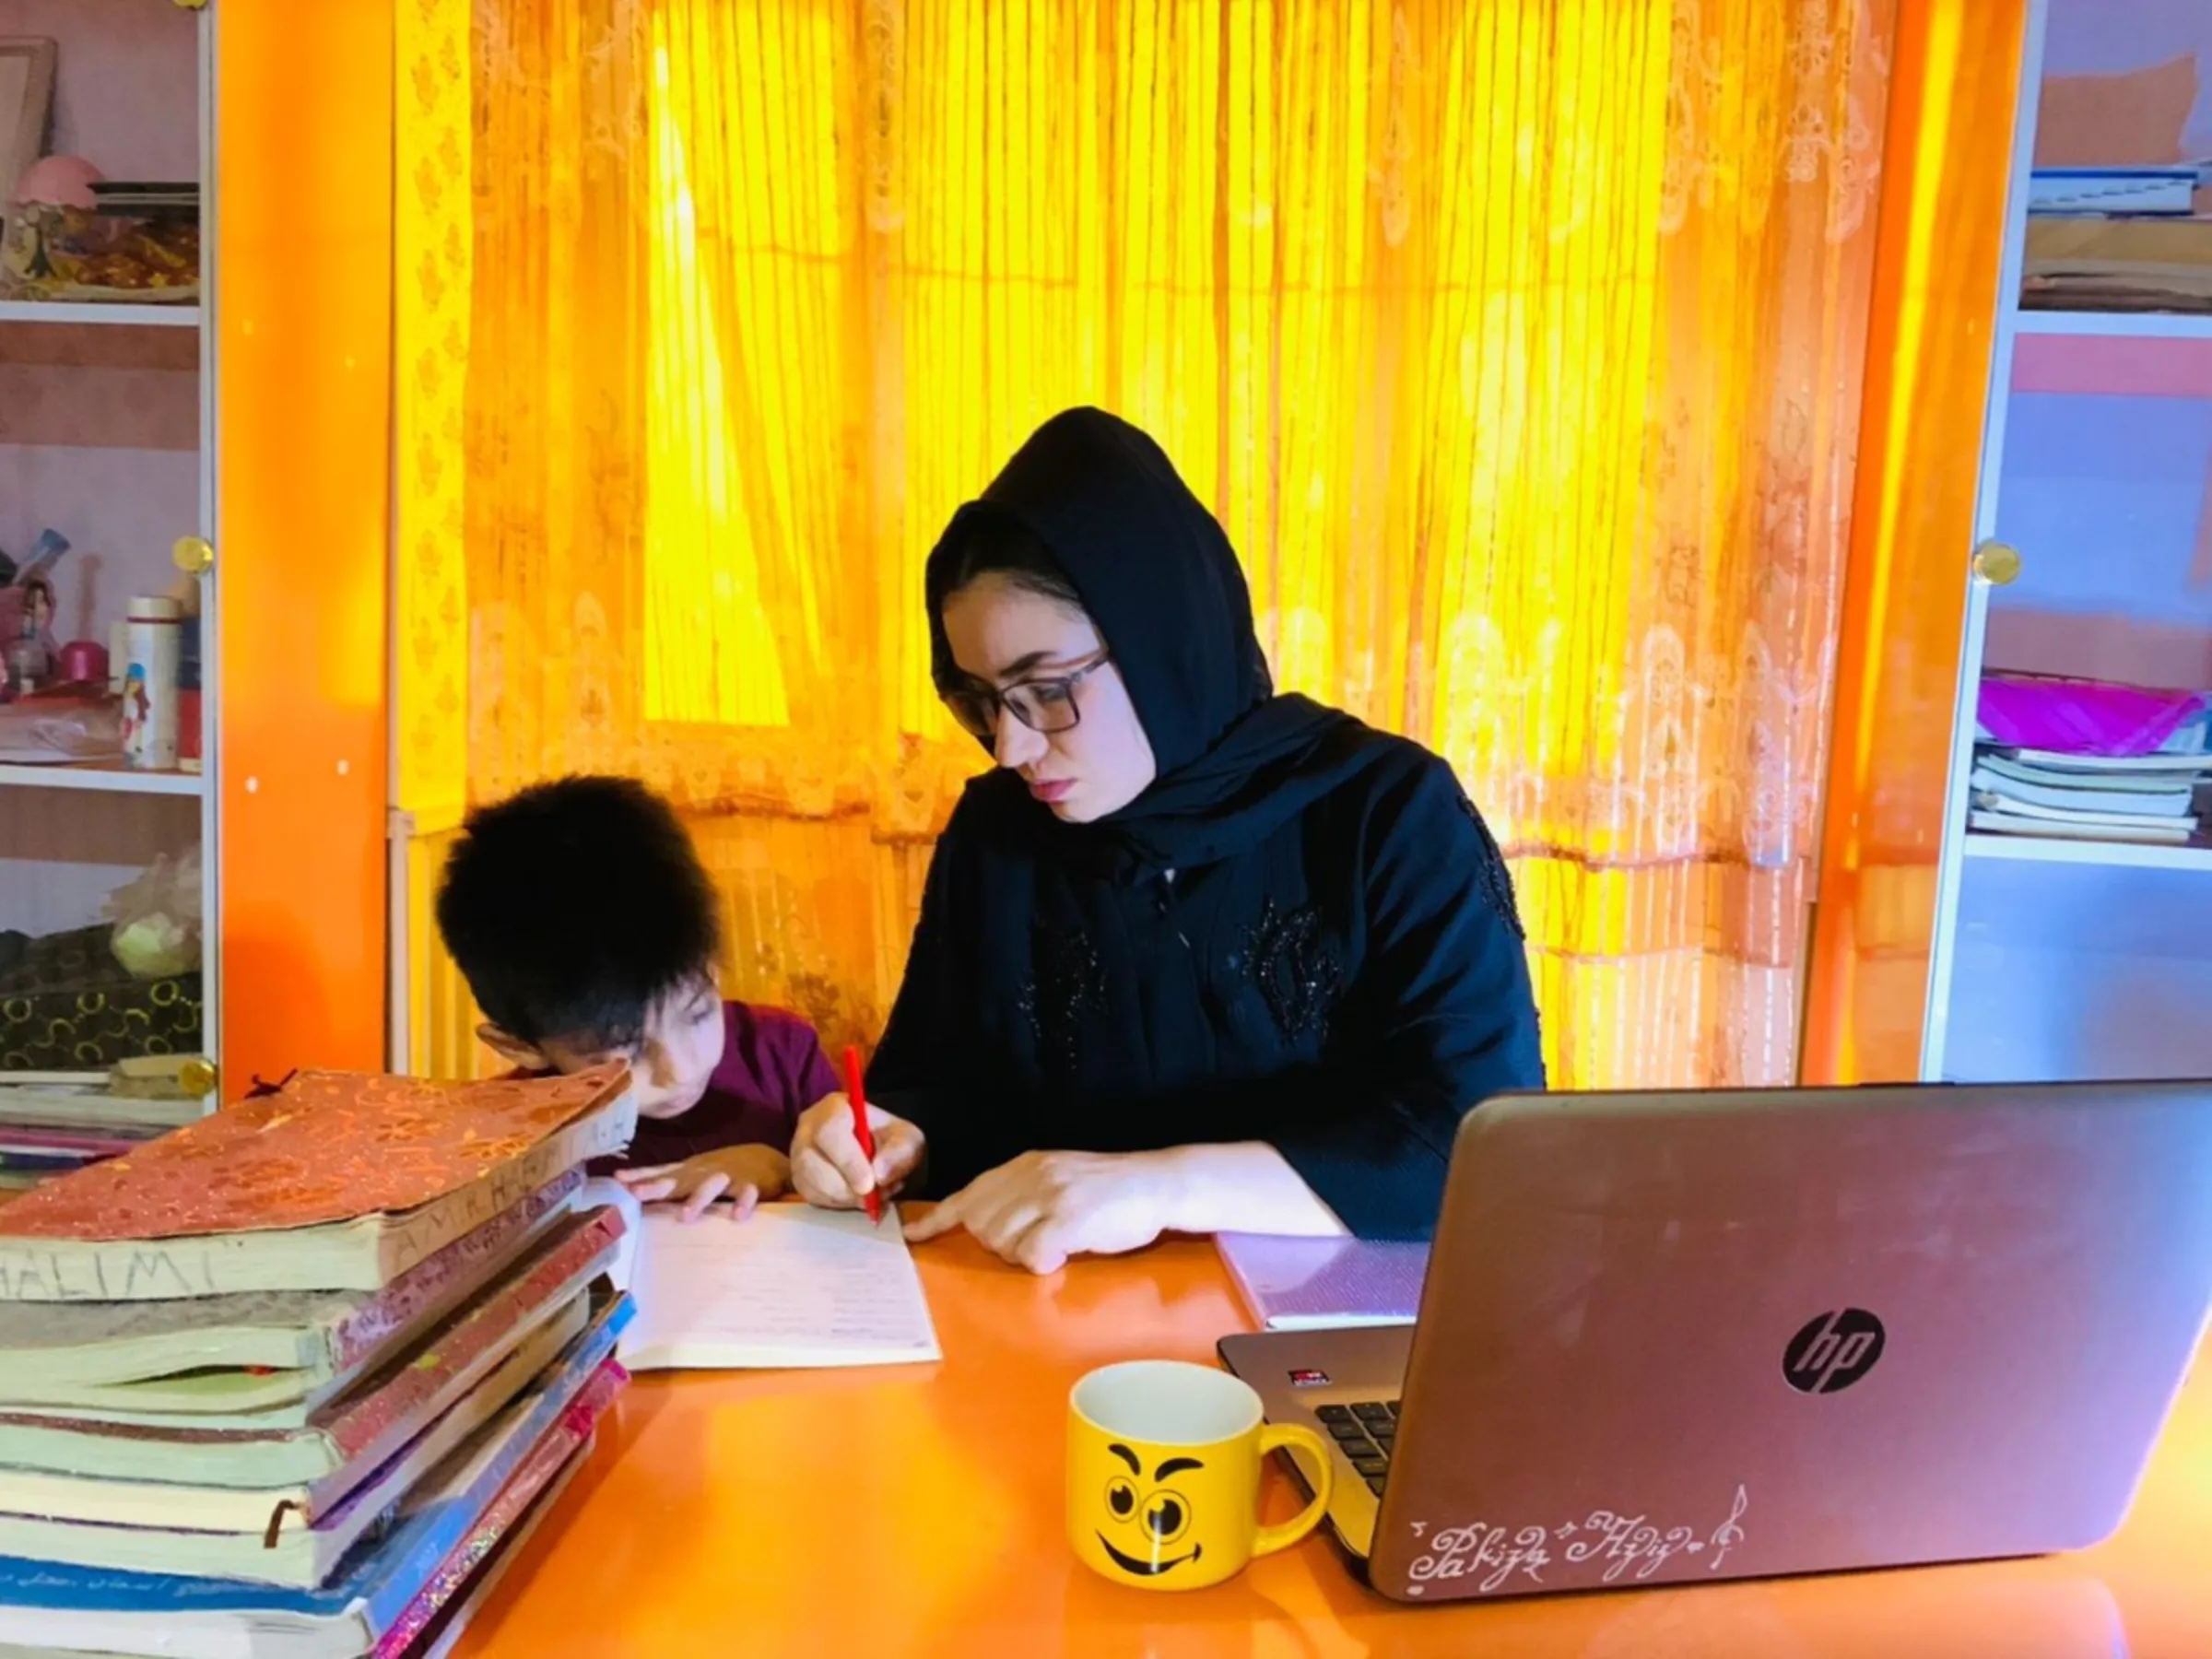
[{"left": 1367, "top": 1082, "right": 2212, "bottom": 1602}]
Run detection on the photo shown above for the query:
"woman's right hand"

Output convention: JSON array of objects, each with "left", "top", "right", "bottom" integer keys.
[{"left": 790, "top": 1093, "right": 926, "bottom": 1212}]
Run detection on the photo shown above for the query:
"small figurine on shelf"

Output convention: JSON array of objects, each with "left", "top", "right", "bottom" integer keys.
[{"left": 1, "top": 157, "right": 97, "bottom": 294}]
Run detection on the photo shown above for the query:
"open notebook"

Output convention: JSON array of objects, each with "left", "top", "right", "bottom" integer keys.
[{"left": 620, "top": 1204, "right": 941, "bottom": 1371}]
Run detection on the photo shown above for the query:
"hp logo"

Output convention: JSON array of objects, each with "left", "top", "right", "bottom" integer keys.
[{"left": 1783, "top": 1309, "right": 1886, "bottom": 1394}]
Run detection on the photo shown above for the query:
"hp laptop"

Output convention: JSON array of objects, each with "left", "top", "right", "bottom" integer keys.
[{"left": 1219, "top": 1082, "right": 2212, "bottom": 1603}]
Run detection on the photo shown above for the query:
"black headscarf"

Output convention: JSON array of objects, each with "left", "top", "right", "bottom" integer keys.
[{"left": 925, "top": 407, "right": 1393, "bottom": 877}]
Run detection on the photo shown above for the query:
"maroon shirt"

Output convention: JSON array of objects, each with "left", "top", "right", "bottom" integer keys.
[{"left": 586, "top": 1001, "right": 839, "bottom": 1171}]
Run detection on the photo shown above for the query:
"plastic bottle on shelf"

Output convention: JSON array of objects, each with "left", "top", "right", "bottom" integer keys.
[
  {"left": 120, "top": 595, "right": 182, "bottom": 771},
  {"left": 4, "top": 618, "right": 49, "bottom": 699}
]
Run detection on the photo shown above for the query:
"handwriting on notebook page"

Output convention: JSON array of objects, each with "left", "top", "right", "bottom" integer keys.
[{"left": 624, "top": 1203, "right": 942, "bottom": 1370}]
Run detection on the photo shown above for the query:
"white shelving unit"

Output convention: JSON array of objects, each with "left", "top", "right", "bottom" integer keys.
[
  {"left": 0, "top": 0, "right": 216, "bottom": 1082},
  {"left": 2011, "top": 309, "right": 2212, "bottom": 340},
  {"left": 1922, "top": 0, "right": 2212, "bottom": 1086},
  {"left": 1960, "top": 833, "right": 2212, "bottom": 875},
  {"left": 0, "top": 762, "right": 201, "bottom": 796},
  {"left": 0, "top": 301, "right": 199, "bottom": 329}
]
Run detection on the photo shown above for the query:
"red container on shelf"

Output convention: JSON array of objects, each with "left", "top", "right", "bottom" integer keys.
[
  {"left": 178, "top": 688, "right": 202, "bottom": 770},
  {"left": 177, "top": 614, "right": 201, "bottom": 772},
  {"left": 57, "top": 640, "right": 108, "bottom": 684}
]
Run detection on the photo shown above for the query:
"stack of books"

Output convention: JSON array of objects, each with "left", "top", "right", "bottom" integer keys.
[
  {"left": 1970, "top": 745, "right": 2212, "bottom": 845},
  {"left": 2024, "top": 161, "right": 2212, "bottom": 314},
  {"left": 0, "top": 1064, "right": 639, "bottom": 1658},
  {"left": 0, "top": 1060, "right": 210, "bottom": 1200}
]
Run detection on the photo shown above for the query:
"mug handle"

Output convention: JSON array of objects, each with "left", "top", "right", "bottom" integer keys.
[{"left": 1251, "top": 1423, "right": 1335, "bottom": 1557}]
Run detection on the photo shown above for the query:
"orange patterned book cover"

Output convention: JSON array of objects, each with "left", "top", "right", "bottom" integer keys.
[
  {"left": 0, "top": 1069, "right": 634, "bottom": 1303},
  {"left": 0, "top": 1067, "right": 629, "bottom": 1243}
]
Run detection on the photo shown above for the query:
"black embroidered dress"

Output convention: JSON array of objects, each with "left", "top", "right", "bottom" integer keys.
[{"left": 869, "top": 409, "right": 1545, "bottom": 1241}]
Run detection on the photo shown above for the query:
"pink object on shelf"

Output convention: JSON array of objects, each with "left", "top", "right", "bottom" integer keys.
[
  {"left": 1977, "top": 674, "right": 2208, "bottom": 758},
  {"left": 56, "top": 640, "right": 108, "bottom": 684},
  {"left": 10, "top": 155, "right": 103, "bottom": 211}
]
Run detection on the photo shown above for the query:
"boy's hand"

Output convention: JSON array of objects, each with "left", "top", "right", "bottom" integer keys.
[
  {"left": 790, "top": 1092, "right": 924, "bottom": 1212},
  {"left": 615, "top": 1145, "right": 790, "bottom": 1223}
]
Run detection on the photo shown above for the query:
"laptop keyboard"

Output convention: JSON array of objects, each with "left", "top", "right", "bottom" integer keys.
[{"left": 1315, "top": 1400, "right": 1400, "bottom": 1496}]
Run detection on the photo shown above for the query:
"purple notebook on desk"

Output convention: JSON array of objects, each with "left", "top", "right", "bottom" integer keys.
[{"left": 1216, "top": 1234, "right": 1430, "bottom": 1331}]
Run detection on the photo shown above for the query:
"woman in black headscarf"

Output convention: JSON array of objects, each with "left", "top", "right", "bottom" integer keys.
[{"left": 790, "top": 408, "right": 1543, "bottom": 1268}]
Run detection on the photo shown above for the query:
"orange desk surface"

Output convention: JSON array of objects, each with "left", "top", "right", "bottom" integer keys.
[{"left": 457, "top": 1231, "right": 2212, "bottom": 1659}]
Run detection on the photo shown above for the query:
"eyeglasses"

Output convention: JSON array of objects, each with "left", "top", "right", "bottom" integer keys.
[{"left": 941, "top": 649, "right": 1113, "bottom": 741}]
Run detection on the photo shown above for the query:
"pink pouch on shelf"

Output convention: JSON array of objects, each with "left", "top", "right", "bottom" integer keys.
[{"left": 1977, "top": 673, "right": 2209, "bottom": 757}]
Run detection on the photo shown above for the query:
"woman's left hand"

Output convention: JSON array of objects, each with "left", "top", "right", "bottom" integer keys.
[{"left": 903, "top": 1149, "right": 1182, "bottom": 1275}]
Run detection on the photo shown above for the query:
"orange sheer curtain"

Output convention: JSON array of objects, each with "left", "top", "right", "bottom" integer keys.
[
  {"left": 402, "top": 0, "right": 1895, "bottom": 1083},
  {"left": 1802, "top": 0, "right": 2028, "bottom": 1084}
]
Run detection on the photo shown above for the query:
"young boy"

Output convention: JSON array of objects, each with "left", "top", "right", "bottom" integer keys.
[{"left": 435, "top": 774, "right": 840, "bottom": 1224}]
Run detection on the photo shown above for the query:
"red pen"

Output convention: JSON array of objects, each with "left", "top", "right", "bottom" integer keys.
[{"left": 842, "top": 1044, "right": 882, "bottom": 1226}]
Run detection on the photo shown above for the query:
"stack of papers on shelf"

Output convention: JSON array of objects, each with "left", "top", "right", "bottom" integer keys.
[
  {"left": 1971, "top": 676, "right": 2212, "bottom": 847},
  {"left": 0, "top": 1127, "right": 142, "bottom": 1197},
  {"left": 0, "top": 1061, "right": 211, "bottom": 1202},
  {"left": 1970, "top": 747, "right": 2211, "bottom": 845}
]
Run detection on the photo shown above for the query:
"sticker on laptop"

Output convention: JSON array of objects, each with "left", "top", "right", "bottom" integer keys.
[{"left": 1401, "top": 1485, "right": 1748, "bottom": 1595}]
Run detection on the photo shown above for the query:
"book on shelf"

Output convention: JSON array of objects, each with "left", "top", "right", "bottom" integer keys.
[
  {"left": 0, "top": 1127, "right": 147, "bottom": 1159},
  {"left": 0, "top": 1312, "right": 628, "bottom": 1659},
  {"left": 1970, "top": 809, "right": 2195, "bottom": 846},
  {"left": 0, "top": 1206, "right": 624, "bottom": 1495},
  {"left": 0, "top": 1055, "right": 213, "bottom": 1124},
  {"left": 0, "top": 1065, "right": 635, "bottom": 1300},
  {"left": 0, "top": 1149, "right": 106, "bottom": 1181},
  {"left": 0, "top": 1171, "right": 582, "bottom": 1409},
  {"left": 2022, "top": 215, "right": 2212, "bottom": 312},
  {"left": 1974, "top": 751, "right": 2210, "bottom": 792},
  {"left": 0, "top": 1081, "right": 204, "bottom": 1136},
  {"left": 1970, "top": 791, "right": 2198, "bottom": 835},
  {"left": 1995, "top": 745, "right": 2212, "bottom": 775},
  {"left": 2028, "top": 163, "right": 2210, "bottom": 216},
  {"left": 1967, "top": 764, "right": 2196, "bottom": 818}
]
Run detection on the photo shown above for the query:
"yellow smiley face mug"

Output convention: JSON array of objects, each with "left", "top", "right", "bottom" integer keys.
[{"left": 1068, "top": 1359, "right": 1334, "bottom": 1591}]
